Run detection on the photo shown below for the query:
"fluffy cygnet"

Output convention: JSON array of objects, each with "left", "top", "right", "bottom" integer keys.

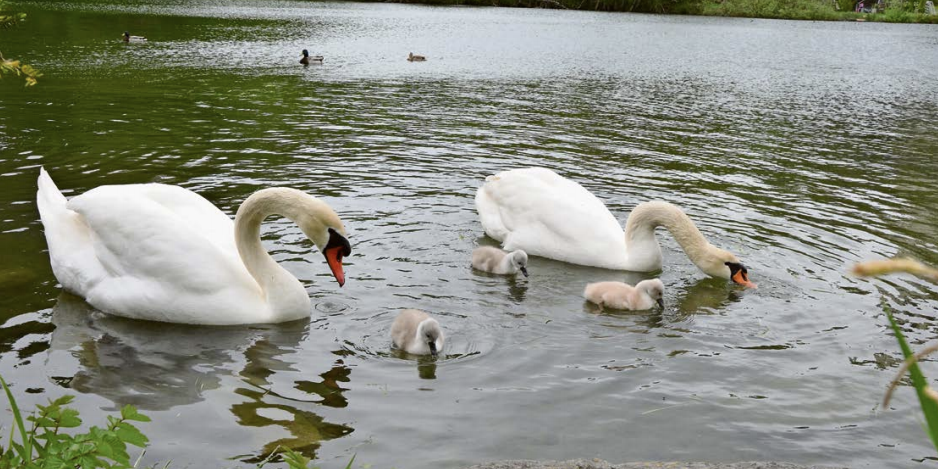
[
  {"left": 391, "top": 309, "right": 445, "bottom": 356},
  {"left": 583, "top": 279, "right": 665, "bottom": 312},
  {"left": 471, "top": 246, "right": 529, "bottom": 277}
]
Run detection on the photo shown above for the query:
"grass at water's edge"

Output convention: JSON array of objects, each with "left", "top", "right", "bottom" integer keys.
[
  {"left": 853, "top": 258, "right": 938, "bottom": 454},
  {"left": 363, "top": 0, "right": 938, "bottom": 22}
]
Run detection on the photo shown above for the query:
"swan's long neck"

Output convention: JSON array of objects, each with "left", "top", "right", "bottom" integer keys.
[
  {"left": 233, "top": 188, "right": 332, "bottom": 316},
  {"left": 623, "top": 201, "right": 718, "bottom": 273}
]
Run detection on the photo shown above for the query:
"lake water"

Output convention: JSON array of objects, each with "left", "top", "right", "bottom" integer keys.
[{"left": 2, "top": 1, "right": 938, "bottom": 467}]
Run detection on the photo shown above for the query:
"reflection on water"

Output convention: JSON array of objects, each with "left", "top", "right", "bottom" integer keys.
[
  {"left": 49, "top": 293, "right": 353, "bottom": 461},
  {"left": 673, "top": 278, "right": 745, "bottom": 315},
  {"left": 231, "top": 387, "right": 353, "bottom": 462}
]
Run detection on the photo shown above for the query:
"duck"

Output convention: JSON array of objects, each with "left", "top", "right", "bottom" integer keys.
[
  {"left": 407, "top": 52, "right": 426, "bottom": 62},
  {"left": 471, "top": 246, "right": 529, "bottom": 277},
  {"left": 583, "top": 279, "right": 664, "bottom": 312},
  {"left": 122, "top": 31, "right": 147, "bottom": 43},
  {"left": 475, "top": 167, "right": 756, "bottom": 288},
  {"left": 300, "top": 49, "right": 323, "bottom": 65},
  {"left": 36, "top": 167, "right": 351, "bottom": 325},
  {"left": 390, "top": 309, "right": 444, "bottom": 356}
]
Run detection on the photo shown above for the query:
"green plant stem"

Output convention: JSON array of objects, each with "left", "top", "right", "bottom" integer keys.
[
  {"left": 0, "top": 374, "right": 32, "bottom": 462},
  {"left": 885, "top": 307, "right": 938, "bottom": 451}
]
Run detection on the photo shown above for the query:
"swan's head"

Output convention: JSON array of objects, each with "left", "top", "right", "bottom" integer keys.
[
  {"left": 417, "top": 318, "right": 444, "bottom": 356},
  {"left": 636, "top": 279, "right": 665, "bottom": 309},
  {"left": 302, "top": 49, "right": 309, "bottom": 57},
  {"left": 724, "top": 261, "right": 756, "bottom": 289},
  {"left": 510, "top": 250, "right": 529, "bottom": 277},
  {"left": 296, "top": 203, "right": 350, "bottom": 287},
  {"left": 701, "top": 249, "right": 756, "bottom": 288}
]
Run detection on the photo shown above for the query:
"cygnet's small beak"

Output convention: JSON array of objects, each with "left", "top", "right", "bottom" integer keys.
[
  {"left": 428, "top": 341, "right": 438, "bottom": 356},
  {"left": 520, "top": 266, "right": 529, "bottom": 277},
  {"left": 656, "top": 297, "right": 664, "bottom": 309}
]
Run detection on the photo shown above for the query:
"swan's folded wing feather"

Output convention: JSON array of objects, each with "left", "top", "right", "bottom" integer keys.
[
  {"left": 477, "top": 168, "right": 626, "bottom": 266},
  {"left": 66, "top": 184, "right": 262, "bottom": 321}
]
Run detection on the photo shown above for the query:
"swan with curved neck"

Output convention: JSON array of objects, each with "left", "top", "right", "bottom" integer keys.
[
  {"left": 36, "top": 167, "right": 352, "bottom": 325},
  {"left": 475, "top": 167, "right": 755, "bottom": 287}
]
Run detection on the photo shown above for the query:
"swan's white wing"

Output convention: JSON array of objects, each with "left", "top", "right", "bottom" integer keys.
[
  {"left": 475, "top": 167, "right": 628, "bottom": 269},
  {"left": 64, "top": 184, "right": 265, "bottom": 323}
]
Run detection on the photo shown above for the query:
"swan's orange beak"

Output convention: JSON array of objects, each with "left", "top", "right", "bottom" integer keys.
[
  {"left": 324, "top": 246, "right": 346, "bottom": 287},
  {"left": 726, "top": 261, "right": 757, "bottom": 289},
  {"left": 732, "top": 269, "right": 758, "bottom": 289},
  {"left": 323, "top": 228, "right": 351, "bottom": 287}
]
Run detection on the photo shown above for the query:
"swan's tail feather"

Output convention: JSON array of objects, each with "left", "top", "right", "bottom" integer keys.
[
  {"left": 36, "top": 167, "right": 94, "bottom": 294},
  {"left": 37, "top": 166, "right": 69, "bottom": 215}
]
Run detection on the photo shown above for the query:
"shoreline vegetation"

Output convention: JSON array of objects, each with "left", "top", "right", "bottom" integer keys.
[{"left": 364, "top": 0, "right": 938, "bottom": 22}]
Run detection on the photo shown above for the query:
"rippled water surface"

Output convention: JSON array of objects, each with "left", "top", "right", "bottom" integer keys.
[{"left": 2, "top": 1, "right": 938, "bottom": 467}]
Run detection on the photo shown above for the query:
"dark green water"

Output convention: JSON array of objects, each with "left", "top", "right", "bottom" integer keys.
[{"left": 2, "top": 1, "right": 938, "bottom": 467}]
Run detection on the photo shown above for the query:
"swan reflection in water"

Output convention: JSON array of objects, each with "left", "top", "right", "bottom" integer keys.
[{"left": 48, "top": 293, "right": 353, "bottom": 461}]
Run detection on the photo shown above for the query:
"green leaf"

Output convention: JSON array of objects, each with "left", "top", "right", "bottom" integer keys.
[
  {"left": 885, "top": 307, "right": 938, "bottom": 451},
  {"left": 344, "top": 454, "right": 357, "bottom": 469},
  {"left": 119, "top": 405, "right": 150, "bottom": 423},
  {"left": 79, "top": 454, "right": 101, "bottom": 469},
  {"left": 59, "top": 408, "right": 81, "bottom": 428},
  {"left": 95, "top": 437, "right": 115, "bottom": 459},
  {"left": 50, "top": 395, "right": 74, "bottom": 407},
  {"left": 282, "top": 448, "right": 311, "bottom": 469},
  {"left": 114, "top": 423, "right": 148, "bottom": 448},
  {"left": 29, "top": 416, "right": 55, "bottom": 428}
]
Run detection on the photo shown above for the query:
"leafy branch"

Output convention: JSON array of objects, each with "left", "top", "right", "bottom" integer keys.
[
  {"left": 0, "top": 374, "right": 150, "bottom": 469},
  {"left": 0, "top": 1, "right": 40, "bottom": 86}
]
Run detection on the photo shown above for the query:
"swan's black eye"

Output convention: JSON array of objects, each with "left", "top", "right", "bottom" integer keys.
[
  {"left": 724, "top": 262, "right": 747, "bottom": 274},
  {"left": 326, "top": 228, "right": 351, "bottom": 256}
]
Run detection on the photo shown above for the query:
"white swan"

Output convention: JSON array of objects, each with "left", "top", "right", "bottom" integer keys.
[
  {"left": 475, "top": 167, "right": 756, "bottom": 288},
  {"left": 584, "top": 279, "right": 664, "bottom": 311},
  {"left": 390, "top": 309, "right": 444, "bottom": 356},
  {"left": 36, "top": 167, "right": 351, "bottom": 325},
  {"left": 471, "top": 246, "right": 529, "bottom": 277}
]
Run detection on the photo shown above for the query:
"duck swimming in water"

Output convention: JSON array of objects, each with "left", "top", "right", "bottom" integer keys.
[
  {"left": 300, "top": 49, "right": 323, "bottom": 65},
  {"left": 122, "top": 31, "right": 147, "bottom": 43}
]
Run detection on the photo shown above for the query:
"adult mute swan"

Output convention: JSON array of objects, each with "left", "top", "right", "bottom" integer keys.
[
  {"left": 475, "top": 167, "right": 756, "bottom": 288},
  {"left": 36, "top": 167, "right": 352, "bottom": 325}
]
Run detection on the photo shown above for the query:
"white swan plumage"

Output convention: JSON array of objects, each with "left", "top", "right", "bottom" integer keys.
[
  {"left": 475, "top": 167, "right": 756, "bottom": 287},
  {"left": 36, "top": 167, "right": 352, "bottom": 325}
]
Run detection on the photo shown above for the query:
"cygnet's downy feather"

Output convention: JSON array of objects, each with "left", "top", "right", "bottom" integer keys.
[
  {"left": 583, "top": 279, "right": 664, "bottom": 311},
  {"left": 471, "top": 246, "right": 529, "bottom": 276},
  {"left": 391, "top": 309, "right": 445, "bottom": 356}
]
